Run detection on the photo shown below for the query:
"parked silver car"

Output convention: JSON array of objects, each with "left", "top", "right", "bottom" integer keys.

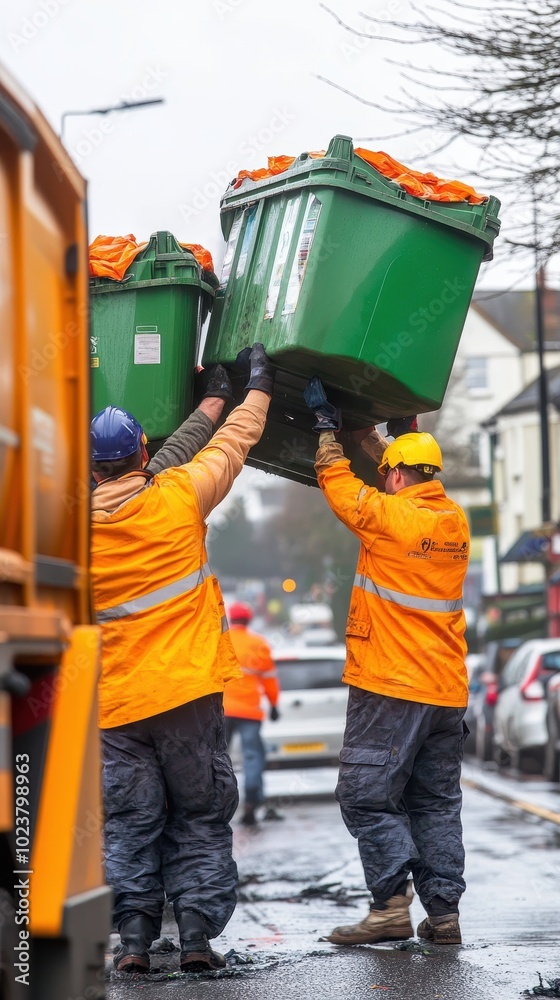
[
  {"left": 493, "top": 638, "right": 560, "bottom": 771},
  {"left": 464, "top": 640, "right": 522, "bottom": 762},
  {"left": 544, "top": 670, "right": 560, "bottom": 781},
  {"left": 260, "top": 645, "right": 348, "bottom": 767}
]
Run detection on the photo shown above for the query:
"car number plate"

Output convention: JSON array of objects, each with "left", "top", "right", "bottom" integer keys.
[{"left": 282, "top": 742, "right": 327, "bottom": 753}]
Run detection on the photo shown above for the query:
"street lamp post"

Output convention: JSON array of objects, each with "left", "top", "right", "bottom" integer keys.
[
  {"left": 532, "top": 196, "right": 552, "bottom": 526},
  {"left": 60, "top": 98, "right": 164, "bottom": 143},
  {"left": 535, "top": 264, "right": 551, "bottom": 524}
]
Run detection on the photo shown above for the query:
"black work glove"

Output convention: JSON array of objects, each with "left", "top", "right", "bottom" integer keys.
[
  {"left": 200, "top": 363, "right": 233, "bottom": 400},
  {"left": 236, "top": 342, "right": 275, "bottom": 395},
  {"left": 269, "top": 706, "right": 280, "bottom": 722},
  {"left": 303, "top": 376, "right": 342, "bottom": 433},
  {"left": 386, "top": 415, "right": 418, "bottom": 438}
]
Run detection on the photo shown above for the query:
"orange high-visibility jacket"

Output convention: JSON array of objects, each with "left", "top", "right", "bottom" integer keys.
[
  {"left": 91, "top": 394, "right": 269, "bottom": 729},
  {"left": 223, "top": 625, "right": 279, "bottom": 721},
  {"left": 316, "top": 450, "right": 470, "bottom": 708}
]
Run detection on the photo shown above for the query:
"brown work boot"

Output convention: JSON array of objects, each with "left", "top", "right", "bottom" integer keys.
[
  {"left": 113, "top": 914, "right": 155, "bottom": 973},
  {"left": 115, "top": 953, "right": 150, "bottom": 973},
  {"left": 177, "top": 909, "right": 226, "bottom": 973},
  {"left": 326, "top": 884, "right": 414, "bottom": 945},
  {"left": 180, "top": 938, "right": 226, "bottom": 973},
  {"left": 417, "top": 913, "right": 461, "bottom": 944}
]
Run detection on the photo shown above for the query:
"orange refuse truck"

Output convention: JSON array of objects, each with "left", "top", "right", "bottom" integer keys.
[{"left": 0, "top": 65, "right": 110, "bottom": 999}]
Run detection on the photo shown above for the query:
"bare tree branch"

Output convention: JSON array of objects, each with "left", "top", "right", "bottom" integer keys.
[
  {"left": 313, "top": 75, "right": 396, "bottom": 111},
  {"left": 321, "top": 0, "right": 560, "bottom": 253}
]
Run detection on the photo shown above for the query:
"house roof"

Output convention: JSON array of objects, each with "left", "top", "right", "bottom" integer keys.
[
  {"left": 472, "top": 289, "right": 560, "bottom": 352},
  {"left": 490, "top": 363, "right": 560, "bottom": 418},
  {"left": 499, "top": 528, "right": 552, "bottom": 564}
]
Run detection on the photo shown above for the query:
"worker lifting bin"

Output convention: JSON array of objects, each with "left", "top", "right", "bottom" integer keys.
[
  {"left": 202, "top": 134, "right": 500, "bottom": 484},
  {"left": 90, "top": 231, "right": 217, "bottom": 442}
]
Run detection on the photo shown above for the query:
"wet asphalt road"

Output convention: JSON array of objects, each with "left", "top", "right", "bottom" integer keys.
[{"left": 106, "top": 764, "right": 560, "bottom": 999}]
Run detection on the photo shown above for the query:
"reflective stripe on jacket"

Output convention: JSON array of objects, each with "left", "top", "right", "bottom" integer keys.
[
  {"left": 317, "top": 456, "right": 469, "bottom": 708},
  {"left": 223, "top": 625, "right": 279, "bottom": 721}
]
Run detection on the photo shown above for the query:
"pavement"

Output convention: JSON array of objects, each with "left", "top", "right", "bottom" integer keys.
[
  {"left": 106, "top": 761, "right": 560, "bottom": 999},
  {"left": 461, "top": 758, "right": 560, "bottom": 824}
]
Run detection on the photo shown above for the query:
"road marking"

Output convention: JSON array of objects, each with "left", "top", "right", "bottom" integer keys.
[{"left": 461, "top": 777, "right": 560, "bottom": 826}]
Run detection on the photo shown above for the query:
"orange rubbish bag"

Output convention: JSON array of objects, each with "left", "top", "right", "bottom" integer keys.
[
  {"left": 233, "top": 144, "right": 486, "bottom": 204},
  {"left": 180, "top": 243, "right": 215, "bottom": 273},
  {"left": 234, "top": 152, "right": 325, "bottom": 188},
  {"left": 89, "top": 236, "right": 216, "bottom": 281},
  {"left": 353, "top": 148, "right": 486, "bottom": 205},
  {"left": 89, "top": 235, "right": 147, "bottom": 281}
]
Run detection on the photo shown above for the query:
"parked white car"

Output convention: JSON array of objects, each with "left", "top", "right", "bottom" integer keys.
[
  {"left": 261, "top": 645, "right": 348, "bottom": 767},
  {"left": 287, "top": 604, "right": 338, "bottom": 646},
  {"left": 493, "top": 638, "right": 560, "bottom": 770}
]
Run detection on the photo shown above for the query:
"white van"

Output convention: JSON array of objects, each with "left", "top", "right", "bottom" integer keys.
[{"left": 288, "top": 603, "right": 337, "bottom": 646}]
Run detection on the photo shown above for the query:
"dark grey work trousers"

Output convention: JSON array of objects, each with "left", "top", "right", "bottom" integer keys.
[
  {"left": 336, "top": 686, "right": 467, "bottom": 914},
  {"left": 101, "top": 694, "right": 239, "bottom": 937}
]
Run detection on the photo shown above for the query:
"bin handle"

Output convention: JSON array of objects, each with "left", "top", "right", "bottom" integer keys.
[
  {"left": 154, "top": 230, "right": 183, "bottom": 260},
  {"left": 325, "top": 134, "right": 354, "bottom": 162},
  {"left": 156, "top": 231, "right": 169, "bottom": 257}
]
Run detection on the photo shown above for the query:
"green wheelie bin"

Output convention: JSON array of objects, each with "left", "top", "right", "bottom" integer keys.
[
  {"left": 90, "top": 231, "right": 217, "bottom": 443},
  {"left": 202, "top": 135, "right": 500, "bottom": 485}
]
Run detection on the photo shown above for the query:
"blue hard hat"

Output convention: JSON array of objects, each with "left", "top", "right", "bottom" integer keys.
[{"left": 91, "top": 406, "right": 145, "bottom": 461}]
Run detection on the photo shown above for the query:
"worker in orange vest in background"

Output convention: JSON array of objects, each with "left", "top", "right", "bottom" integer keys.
[{"left": 223, "top": 602, "right": 281, "bottom": 826}]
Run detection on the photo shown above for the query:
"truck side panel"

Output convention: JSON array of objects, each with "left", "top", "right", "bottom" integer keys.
[{"left": 0, "top": 65, "right": 110, "bottom": 1000}]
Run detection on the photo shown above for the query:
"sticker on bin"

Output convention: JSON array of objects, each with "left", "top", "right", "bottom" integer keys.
[
  {"left": 134, "top": 328, "right": 161, "bottom": 364},
  {"left": 283, "top": 194, "right": 322, "bottom": 315},
  {"left": 90, "top": 334, "right": 99, "bottom": 367},
  {"left": 265, "top": 197, "right": 300, "bottom": 319},
  {"left": 221, "top": 213, "right": 243, "bottom": 285},
  {"left": 237, "top": 206, "right": 257, "bottom": 279}
]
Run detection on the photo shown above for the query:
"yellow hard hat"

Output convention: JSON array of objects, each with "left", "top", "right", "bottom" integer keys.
[{"left": 378, "top": 432, "right": 443, "bottom": 476}]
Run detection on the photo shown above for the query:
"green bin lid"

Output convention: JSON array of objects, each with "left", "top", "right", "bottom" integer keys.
[
  {"left": 221, "top": 135, "right": 500, "bottom": 261},
  {"left": 90, "top": 230, "right": 217, "bottom": 294}
]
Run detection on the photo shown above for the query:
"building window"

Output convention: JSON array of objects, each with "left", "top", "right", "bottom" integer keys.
[{"left": 465, "top": 357, "right": 488, "bottom": 390}]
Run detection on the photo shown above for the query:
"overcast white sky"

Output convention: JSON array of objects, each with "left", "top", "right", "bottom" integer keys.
[
  {"left": 0, "top": 0, "right": 539, "bottom": 290},
  {"left": 1, "top": 0, "right": 550, "bottom": 506}
]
